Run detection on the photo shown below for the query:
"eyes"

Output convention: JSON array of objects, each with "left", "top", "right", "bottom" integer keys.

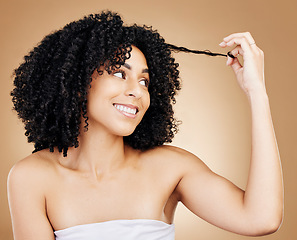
[
  {"left": 112, "top": 70, "right": 149, "bottom": 88},
  {"left": 113, "top": 71, "right": 125, "bottom": 78}
]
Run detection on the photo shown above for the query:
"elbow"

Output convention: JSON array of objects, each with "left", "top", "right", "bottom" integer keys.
[
  {"left": 250, "top": 213, "right": 283, "bottom": 236},
  {"left": 261, "top": 218, "right": 282, "bottom": 235},
  {"left": 263, "top": 206, "right": 284, "bottom": 235}
]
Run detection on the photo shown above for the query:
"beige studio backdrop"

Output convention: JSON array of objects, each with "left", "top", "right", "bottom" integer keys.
[{"left": 1, "top": 0, "right": 296, "bottom": 239}]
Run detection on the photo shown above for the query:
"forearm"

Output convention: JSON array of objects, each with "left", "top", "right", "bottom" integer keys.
[{"left": 243, "top": 88, "right": 283, "bottom": 229}]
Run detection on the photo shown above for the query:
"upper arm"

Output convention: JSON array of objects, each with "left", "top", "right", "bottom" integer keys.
[
  {"left": 7, "top": 158, "right": 55, "bottom": 240},
  {"left": 174, "top": 150, "right": 259, "bottom": 236}
]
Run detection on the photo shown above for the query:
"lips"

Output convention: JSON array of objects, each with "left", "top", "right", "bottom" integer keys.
[{"left": 113, "top": 103, "right": 139, "bottom": 117}]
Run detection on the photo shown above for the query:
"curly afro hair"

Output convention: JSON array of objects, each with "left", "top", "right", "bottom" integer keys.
[
  {"left": 11, "top": 11, "right": 183, "bottom": 157},
  {"left": 11, "top": 11, "right": 227, "bottom": 157}
]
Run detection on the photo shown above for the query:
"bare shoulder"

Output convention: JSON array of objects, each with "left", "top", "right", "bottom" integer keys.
[
  {"left": 7, "top": 150, "right": 57, "bottom": 192},
  {"left": 144, "top": 145, "right": 209, "bottom": 166},
  {"left": 140, "top": 145, "right": 211, "bottom": 175},
  {"left": 7, "top": 150, "right": 57, "bottom": 239}
]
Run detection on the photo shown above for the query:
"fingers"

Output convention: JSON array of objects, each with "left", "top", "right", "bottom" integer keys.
[
  {"left": 219, "top": 32, "right": 263, "bottom": 66},
  {"left": 219, "top": 32, "right": 264, "bottom": 73},
  {"left": 219, "top": 36, "right": 252, "bottom": 55},
  {"left": 228, "top": 45, "right": 244, "bottom": 58},
  {"left": 219, "top": 32, "right": 266, "bottom": 93},
  {"left": 219, "top": 32, "right": 259, "bottom": 57},
  {"left": 228, "top": 57, "right": 242, "bottom": 73},
  {"left": 226, "top": 45, "right": 243, "bottom": 66},
  {"left": 223, "top": 32, "right": 255, "bottom": 46}
]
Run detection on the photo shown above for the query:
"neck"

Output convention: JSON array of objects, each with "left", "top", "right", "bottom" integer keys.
[{"left": 58, "top": 123, "right": 130, "bottom": 176}]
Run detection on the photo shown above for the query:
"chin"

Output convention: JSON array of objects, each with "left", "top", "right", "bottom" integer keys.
[
  {"left": 111, "top": 125, "right": 137, "bottom": 137},
  {"left": 121, "top": 129, "right": 136, "bottom": 137}
]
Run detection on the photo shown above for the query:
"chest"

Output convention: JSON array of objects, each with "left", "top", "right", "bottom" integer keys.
[{"left": 46, "top": 167, "right": 179, "bottom": 230}]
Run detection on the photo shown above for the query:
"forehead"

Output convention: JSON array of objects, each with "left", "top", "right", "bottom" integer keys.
[{"left": 125, "top": 46, "right": 148, "bottom": 69}]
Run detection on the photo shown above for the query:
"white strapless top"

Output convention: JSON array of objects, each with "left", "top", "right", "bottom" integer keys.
[{"left": 54, "top": 219, "right": 175, "bottom": 240}]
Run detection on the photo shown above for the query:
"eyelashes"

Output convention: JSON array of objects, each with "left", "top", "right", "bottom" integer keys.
[
  {"left": 111, "top": 69, "right": 150, "bottom": 87},
  {"left": 139, "top": 78, "right": 149, "bottom": 87}
]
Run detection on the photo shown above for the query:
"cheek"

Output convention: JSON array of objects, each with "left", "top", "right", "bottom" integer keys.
[{"left": 89, "top": 78, "right": 121, "bottom": 100}]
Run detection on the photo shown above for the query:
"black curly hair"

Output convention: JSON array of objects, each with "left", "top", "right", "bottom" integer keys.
[{"left": 11, "top": 11, "right": 227, "bottom": 157}]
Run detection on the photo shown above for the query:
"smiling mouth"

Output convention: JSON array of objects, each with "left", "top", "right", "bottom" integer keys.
[{"left": 113, "top": 104, "right": 139, "bottom": 116}]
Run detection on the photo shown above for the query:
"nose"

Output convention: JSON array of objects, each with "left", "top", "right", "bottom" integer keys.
[{"left": 124, "top": 78, "right": 142, "bottom": 99}]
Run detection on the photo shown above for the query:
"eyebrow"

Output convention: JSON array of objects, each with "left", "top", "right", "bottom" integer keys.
[{"left": 123, "top": 63, "right": 149, "bottom": 73}]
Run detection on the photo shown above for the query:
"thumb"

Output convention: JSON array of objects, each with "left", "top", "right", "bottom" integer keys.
[{"left": 228, "top": 57, "right": 242, "bottom": 74}]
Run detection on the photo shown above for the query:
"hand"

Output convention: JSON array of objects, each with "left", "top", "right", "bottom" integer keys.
[{"left": 219, "top": 32, "right": 266, "bottom": 96}]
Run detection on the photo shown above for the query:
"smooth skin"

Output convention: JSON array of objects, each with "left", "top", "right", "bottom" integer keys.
[{"left": 7, "top": 32, "right": 283, "bottom": 240}]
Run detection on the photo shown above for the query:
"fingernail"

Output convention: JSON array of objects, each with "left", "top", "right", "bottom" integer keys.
[{"left": 219, "top": 42, "right": 226, "bottom": 46}]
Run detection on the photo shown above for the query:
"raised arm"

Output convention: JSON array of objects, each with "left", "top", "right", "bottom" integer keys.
[{"left": 175, "top": 32, "right": 283, "bottom": 236}]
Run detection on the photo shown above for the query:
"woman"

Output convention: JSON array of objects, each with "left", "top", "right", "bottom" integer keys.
[{"left": 7, "top": 11, "right": 283, "bottom": 240}]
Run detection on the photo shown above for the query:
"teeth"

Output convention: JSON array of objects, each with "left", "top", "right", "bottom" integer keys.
[{"left": 114, "top": 104, "right": 137, "bottom": 115}]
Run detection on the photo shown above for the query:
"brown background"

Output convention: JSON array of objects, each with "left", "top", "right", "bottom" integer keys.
[{"left": 1, "top": 0, "right": 296, "bottom": 239}]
